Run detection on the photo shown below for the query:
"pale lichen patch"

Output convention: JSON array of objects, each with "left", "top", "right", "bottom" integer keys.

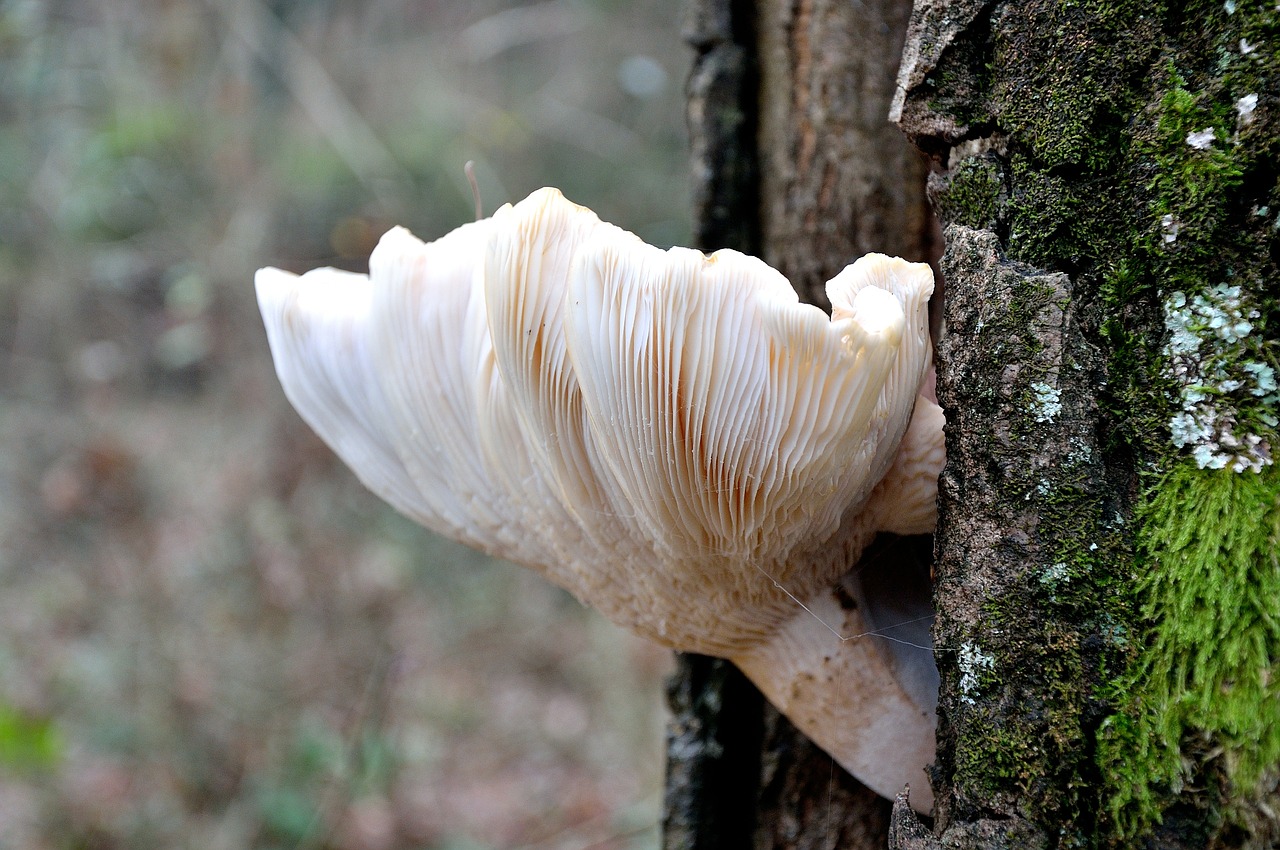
[
  {"left": 958, "top": 642, "right": 995, "bottom": 705},
  {"left": 1163, "top": 286, "right": 1275, "bottom": 473},
  {"left": 1030, "top": 381, "right": 1061, "bottom": 423},
  {"left": 1185, "top": 127, "right": 1217, "bottom": 149}
]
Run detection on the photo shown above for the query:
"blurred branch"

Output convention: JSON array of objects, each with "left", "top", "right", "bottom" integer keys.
[
  {"left": 525, "top": 94, "right": 645, "bottom": 161},
  {"left": 216, "top": 0, "right": 414, "bottom": 213},
  {"left": 458, "top": 0, "right": 588, "bottom": 63}
]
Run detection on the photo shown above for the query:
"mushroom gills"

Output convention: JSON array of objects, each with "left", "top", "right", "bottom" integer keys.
[{"left": 255, "top": 187, "right": 945, "bottom": 814}]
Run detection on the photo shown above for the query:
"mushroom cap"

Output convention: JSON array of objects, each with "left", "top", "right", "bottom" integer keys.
[{"left": 257, "top": 187, "right": 935, "bottom": 656}]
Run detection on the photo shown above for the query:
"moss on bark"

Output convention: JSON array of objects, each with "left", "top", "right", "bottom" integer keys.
[
  {"left": 896, "top": 0, "right": 1280, "bottom": 846},
  {"left": 1099, "top": 462, "right": 1280, "bottom": 845}
]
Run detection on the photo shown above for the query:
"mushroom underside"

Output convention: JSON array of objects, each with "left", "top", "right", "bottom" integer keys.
[{"left": 255, "top": 187, "right": 943, "bottom": 814}]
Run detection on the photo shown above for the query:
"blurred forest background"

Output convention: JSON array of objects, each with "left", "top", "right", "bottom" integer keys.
[{"left": 0, "top": 0, "right": 691, "bottom": 847}]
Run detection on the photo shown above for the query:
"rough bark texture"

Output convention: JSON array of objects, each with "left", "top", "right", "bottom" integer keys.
[
  {"left": 751, "top": 702, "right": 893, "bottom": 849},
  {"left": 685, "top": 0, "right": 760, "bottom": 257},
  {"left": 755, "top": 0, "right": 936, "bottom": 308},
  {"left": 663, "top": 654, "right": 765, "bottom": 849},
  {"left": 665, "top": 6, "right": 769, "bottom": 848},
  {"left": 925, "top": 227, "right": 1114, "bottom": 849},
  {"left": 892, "top": 1, "right": 1280, "bottom": 847},
  {"left": 669, "top": 0, "right": 934, "bottom": 847}
]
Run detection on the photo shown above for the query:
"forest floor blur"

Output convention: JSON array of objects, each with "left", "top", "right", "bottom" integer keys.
[{"left": 0, "top": 1, "right": 689, "bottom": 847}]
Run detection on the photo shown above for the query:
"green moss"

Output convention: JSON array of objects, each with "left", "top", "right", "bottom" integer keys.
[
  {"left": 1094, "top": 18, "right": 1280, "bottom": 834},
  {"left": 1097, "top": 28, "right": 1280, "bottom": 838},
  {"left": 922, "top": 10, "right": 997, "bottom": 132},
  {"left": 1143, "top": 69, "right": 1247, "bottom": 286},
  {"left": 926, "top": 0, "right": 1279, "bottom": 842},
  {"left": 936, "top": 156, "right": 1004, "bottom": 232},
  {"left": 1098, "top": 461, "right": 1280, "bottom": 840},
  {"left": 1097, "top": 263, "right": 1172, "bottom": 456},
  {"left": 931, "top": 1, "right": 1280, "bottom": 844},
  {"left": 953, "top": 589, "right": 1115, "bottom": 839},
  {"left": 956, "top": 719, "right": 1040, "bottom": 802}
]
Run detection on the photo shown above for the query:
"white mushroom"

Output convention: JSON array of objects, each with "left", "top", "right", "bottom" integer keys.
[{"left": 256, "top": 187, "right": 945, "bottom": 811}]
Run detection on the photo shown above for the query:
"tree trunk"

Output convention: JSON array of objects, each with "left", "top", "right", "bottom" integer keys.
[
  {"left": 891, "top": 1, "right": 1280, "bottom": 847},
  {"left": 667, "top": 0, "right": 933, "bottom": 847},
  {"left": 672, "top": 0, "right": 1279, "bottom": 847}
]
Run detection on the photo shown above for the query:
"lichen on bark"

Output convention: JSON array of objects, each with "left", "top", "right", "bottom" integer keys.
[
  {"left": 929, "top": 227, "right": 1123, "bottom": 847},
  {"left": 895, "top": 0, "right": 1279, "bottom": 846}
]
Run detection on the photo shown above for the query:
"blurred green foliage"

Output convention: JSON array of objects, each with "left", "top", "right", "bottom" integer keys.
[{"left": 0, "top": 702, "right": 62, "bottom": 772}]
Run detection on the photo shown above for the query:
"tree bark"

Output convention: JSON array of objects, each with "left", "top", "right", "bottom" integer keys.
[
  {"left": 676, "top": 0, "right": 1279, "bottom": 847},
  {"left": 755, "top": 0, "right": 936, "bottom": 306},
  {"left": 668, "top": 0, "right": 933, "bottom": 847},
  {"left": 892, "top": 1, "right": 1280, "bottom": 847}
]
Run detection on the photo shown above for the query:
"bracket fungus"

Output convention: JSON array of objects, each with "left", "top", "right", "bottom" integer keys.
[{"left": 257, "top": 188, "right": 945, "bottom": 811}]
